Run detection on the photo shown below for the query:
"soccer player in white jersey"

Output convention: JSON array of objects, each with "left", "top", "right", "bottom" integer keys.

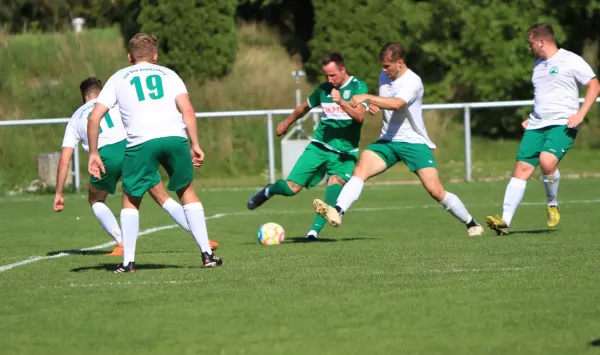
[
  {"left": 54, "top": 78, "right": 219, "bottom": 256},
  {"left": 313, "top": 42, "right": 484, "bottom": 237},
  {"left": 87, "top": 33, "right": 222, "bottom": 272},
  {"left": 486, "top": 23, "right": 600, "bottom": 235}
]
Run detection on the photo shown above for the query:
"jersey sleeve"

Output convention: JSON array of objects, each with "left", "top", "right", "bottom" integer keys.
[
  {"left": 171, "top": 73, "right": 188, "bottom": 97},
  {"left": 355, "top": 79, "right": 369, "bottom": 108},
  {"left": 307, "top": 85, "right": 323, "bottom": 108},
  {"left": 394, "top": 77, "right": 421, "bottom": 104},
  {"left": 97, "top": 75, "right": 118, "bottom": 108},
  {"left": 571, "top": 56, "right": 596, "bottom": 86},
  {"left": 61, "top": 119, "right": 80, "bottom": 149}
]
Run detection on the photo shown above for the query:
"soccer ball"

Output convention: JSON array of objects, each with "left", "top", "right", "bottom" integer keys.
[{"left": 257, "top": 222, "right": 285, "bottom": 245}]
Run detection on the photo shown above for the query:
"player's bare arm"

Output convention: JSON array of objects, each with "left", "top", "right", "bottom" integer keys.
[
  {"left": 53, "top": 147, "right": 74, "bottom": 212},
  {"left": 277, "top": 100, "right": 311, "bottom": 136},
  {"left": 87, "top": 103, "right": 108, "bottom": 178},
  {"left": 567, "top": 77, "right": 600, "bottom": 128},
  {"left": 332, "top": 88, "right": 366, "bottom": 123},
  {"left": 176, "top": 93, "right": 204, "bottom": 168},
  {"left": 350, "top": 94, "right": 407, "bottom": 111}
]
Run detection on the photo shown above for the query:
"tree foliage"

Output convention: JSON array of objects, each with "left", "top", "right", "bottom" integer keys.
[{"left": 136, "top": 0, "right": 238, "bottom": 81}]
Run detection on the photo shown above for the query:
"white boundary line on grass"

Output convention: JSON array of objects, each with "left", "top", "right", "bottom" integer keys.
[{"left": 2, "top": 198, "right": 600, "bottom": 274}]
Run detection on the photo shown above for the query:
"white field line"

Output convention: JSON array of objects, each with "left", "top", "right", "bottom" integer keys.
[
  {"left": 1, "top": 198, "right": 599, "bottom": 274},
  {"left": 0, "top": 214, "right": 227, "bottom": 273}
]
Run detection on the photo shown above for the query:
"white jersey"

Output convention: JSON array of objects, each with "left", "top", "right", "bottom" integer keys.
[
  {"left": 97, "top": 62, "right": 188, "bottom": 147},
  {"left": 378, "top": 70, "right": 435, "bottom": 149},
  {"left": 61, "top": 99, "right": 126, "bottom": 152},
  {"left": 528, "top": 48, "right": 597, "bottom": 130}
]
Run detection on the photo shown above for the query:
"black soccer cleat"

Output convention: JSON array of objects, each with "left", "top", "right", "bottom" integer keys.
[
  {"left": 247, "top": 184, "right": 271, "bottom": 210},
  {"left": 114, "top": 262, "right": 136, "bottom": 273},
  {"left": 202, "top": 252, "right": 223, "bottom": 268}
]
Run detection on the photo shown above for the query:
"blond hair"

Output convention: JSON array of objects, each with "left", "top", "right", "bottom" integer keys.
[{"left": 128, "top": 33, "right": 158, "bottom": 63}]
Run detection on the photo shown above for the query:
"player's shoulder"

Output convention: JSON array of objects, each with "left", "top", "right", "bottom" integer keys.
[
  {"left": 401, "top": 69, "right": 423, "bottom": 88},
  {"left": 559, "top": 48, "right": 587, "bottom": 64},
  {"left": 71, "top": 100, "right": 96, "bottom": 120},
  {"left": 350, "top": 76, "right": 367, "bottom": 85}
]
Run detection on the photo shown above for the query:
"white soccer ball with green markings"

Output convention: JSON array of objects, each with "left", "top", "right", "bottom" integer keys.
[{"left": 257, "top": 222, "right": 285, "bottom": 245}]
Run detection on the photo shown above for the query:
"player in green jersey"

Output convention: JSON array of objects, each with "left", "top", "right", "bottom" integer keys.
[{"left": 247, "top": 52, "right": 368, "bottom": 241}]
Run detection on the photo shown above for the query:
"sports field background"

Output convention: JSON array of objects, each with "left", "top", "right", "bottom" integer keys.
[{"left": 2, "top": 179, "right": 600, "bottom": 354}]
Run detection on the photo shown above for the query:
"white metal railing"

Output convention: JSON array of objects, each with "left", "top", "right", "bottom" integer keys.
[{"left": 1, "top": 98, "right": 598, "bottom": 191}]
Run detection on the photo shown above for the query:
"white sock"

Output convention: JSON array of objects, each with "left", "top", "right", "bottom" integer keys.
[
  {"left": 543, "top": 169, "right": 560, "bottom": 206},
  {"left": 439, "top": 191, "right": 472, "bottom": 224},
  {"left": 120, "top": 208, "right": 139, "bottom": 266},
  {"left": 162, "top": 198, "right": 191, "bottom": 233},
  {"left": 91, "top": 202, "right": 122, "bottom": 244},
  {"left": 502, "top": 177, "right": 527, "bottom": 226},
  {"left": 336, "top": 176, "right": 364, "bottom": 212},
  {"left": 183, "top": 202, "right": 212, "bottom": 254}
]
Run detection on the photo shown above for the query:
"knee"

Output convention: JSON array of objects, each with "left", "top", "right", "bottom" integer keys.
[
  {"left": 88, "top": 194, "right": 104, "bottom": 206},
  {"left": 328, "top": 175, "right": 346, "bottom": 186},
  {"left": 513, "top": 162, "right": 535, "bottom": 180},
  {"left": 285, "top": 181, "right": 303, "bottom": 194},
  {"left": 539, "top": 156, "right": 558, "bottom": 176}
]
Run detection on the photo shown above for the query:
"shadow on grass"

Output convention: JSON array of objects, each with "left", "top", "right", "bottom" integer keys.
[
  {"left": 241, "top": 236, "right": 377, "bottom": 245},
  {"left": 70, "top": 263, "right": 184, "bottom": 272},
  {"left": 47, "top": 249, "right": 108, "bottom": 256},
  {"left": 510, "top": 229, "right": 559, "bottom": 235},
  {"left": 588, "top": 339, "right": 600, "bottom": 347}
]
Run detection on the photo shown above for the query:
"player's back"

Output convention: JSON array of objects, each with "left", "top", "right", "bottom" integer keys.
[
  {"left": 65, "top": 99, "right": 126, "bottom": 152},
  {"left": 99, "top": 62, "right": 187, "bottom": 147}
]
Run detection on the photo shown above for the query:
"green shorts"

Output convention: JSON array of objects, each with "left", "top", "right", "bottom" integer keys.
[
  {"left": 287, "top": 142, "right": 357, "bottom": 189},
  {"left": 366, "top": 140, "right": 436, "bottom": 172},
  {"left": 90, "top": 139, "right": 126, "bottom": 195},
  {"left": 516, "top": 125, "right": 577, "bottom": 166},
  {"left": 122, "top": 136, "right": 193, "bottom": 197}
]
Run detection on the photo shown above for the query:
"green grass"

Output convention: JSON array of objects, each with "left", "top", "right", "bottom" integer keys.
[{"left": 2, "top": 179, "right": 600, "bottom": 354}]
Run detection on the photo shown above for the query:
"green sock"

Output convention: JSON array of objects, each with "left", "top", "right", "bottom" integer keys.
[
  {"left": 268, "top": 179, "right": 295, "bottom": 196},
  {"left": 310, "top": 183, "right": 343, "bottom": 233}
]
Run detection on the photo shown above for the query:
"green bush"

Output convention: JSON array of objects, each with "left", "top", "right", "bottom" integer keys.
[{"left": 136, "top": 0, "right": 238, "bottom": 81}]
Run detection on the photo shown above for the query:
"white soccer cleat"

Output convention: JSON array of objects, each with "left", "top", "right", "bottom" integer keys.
[
  {"left": 313, "top": 199, "right": 342, "bottom": 227},
  {"left": 467, "top": 224, "right": 485, "bottom": 236}
]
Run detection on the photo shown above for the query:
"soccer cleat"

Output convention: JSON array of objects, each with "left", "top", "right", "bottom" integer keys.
[
  {"left": 209, "top": 239, "right": 219, "bottom": 250},
  {"left": 114, "top": 262, "right": 136, "bottom": 273},
  {"left": 467, "top": 224, "right": 485, "bottom": 236},
  {"left": 247, "top": 184, "right": 271, "bottom": 210},
  {"left": 313, "top": 199, "right": 342, "bottom": 227},
  {"left": 105, "top": 243, "right": 123, "bottom": 256},
  {"left": 546, "top": 206, "right": 560, "bottom": 228},
  {"left": 305, "top": 230, "right": 318, "bottom": 242},
  {"left": 486, "top": 215, "right": 509, "bottom": 236},
  {"left": 202, "top": 252, "right": 223, "bottom": 268}
]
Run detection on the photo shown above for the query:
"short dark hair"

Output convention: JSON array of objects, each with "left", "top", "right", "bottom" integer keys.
[
  {"left": 79, "top": 77, "right": 103, "bottom": 98},
  {"left": 322, "top": 52, "right": 344, "bottom": 68},
  {"left": 528, "top": 23, "right": 556, "bottom": 42},
  {"left": 379, "top": 42, "right": 406, "bottom": 61}
]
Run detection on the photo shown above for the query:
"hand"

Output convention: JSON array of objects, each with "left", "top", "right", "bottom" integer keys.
[
  {"left": 331, "top": 88, "right": 341, "bottom": 104},
  {"left": 521, "top": 120, "right": 528, "bottom": 130},
  {"left": 349, "top": 94, "right": 367, "bottom": 108},
  {"left": 53, "top": 194, "right": 64, "bottom": 212},
  {"left": 368, "top": 104, "right": 380, "bottom": 115},
  {"left": 567, "top": 112, "right": 585, "bottom": 128},
  {"left": 88, "top": 153, "right": 105, "bottom": 179},
  {"left": 191, "top": 144, "right": 205, "bottom": 168},
  {"left": 277, "top": 121, "right": 291, "bottom": 136}
]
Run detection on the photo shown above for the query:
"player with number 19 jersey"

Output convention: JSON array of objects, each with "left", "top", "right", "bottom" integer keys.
[
  {"left": 97, "top": 62, "right": 192, "bottom": 197},
  {"left": 98, "top": 63, "right": 188, "bottom": 148}
]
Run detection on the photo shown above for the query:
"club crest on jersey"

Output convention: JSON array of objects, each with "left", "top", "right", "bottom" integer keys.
[
  {"left": 549, "top": 66, "right": 559, "bottom": 76},
  {"left": 342, "top": 90, "right": 351, "bottom": 100}
]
